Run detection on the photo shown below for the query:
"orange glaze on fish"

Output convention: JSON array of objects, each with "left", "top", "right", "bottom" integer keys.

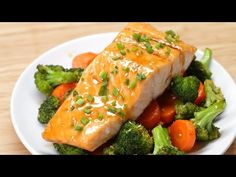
[{"left": 43, "top": 23, "right": 196, "bottom": 152}]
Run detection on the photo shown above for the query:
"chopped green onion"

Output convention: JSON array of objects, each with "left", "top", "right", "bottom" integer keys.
[
  {"left": 131, "top": 47, "right": 139, "bottom": 52},
  {"left": 132, "top": 33, "right": 141, "bottom": 42},
  {"left": 113, "top": 87, "right": 119, "bottom": 97},
  {"left": 122, "top": 67, "right": 130, "bottom": 72},
  {"left": 140, "top": 34, "right": 150, "bottom": 42},
  {"left": 117, "top": 43, "right": 125, "bottom": 50},
  {"left": 165, "top": 30, "right": 180, "bottom": 44},
  {"left": 81, "top": 117, "right": 90, "bottom": 125},
  {"left": 129, "top": 80, "right": 137, "bottom": 89},
  {"left": 155, "top": 42, "right": 165, "bottom": 49},
  {"left": 124, "top": 78, "right": 130, "bottom": 85},
  {"left": 101, "top": 95, "right": 108, "bottom": 102},
  {"left": 111, "top": 100, "right": 116, "bottom": 106},
  {"left": 111, "top": 69, "right": 118, "bottom": 75},
  {"left": 117, "top": 108, "right": 125, "bottom": 119},
  {"left": 165, "top": 35, "right": 175, "bottom": 44},
  {"left": 145, "top": 42, "right": 154, "bottom": 54},
  {"left": 84, "top": 107, "right": 92, "bottom": 114},
  {"left": 165, "top": 47, "right": 171, "bottom": 56},
  {"left": 85, "top": 105, "right": 92, "bottom": 109},
  {"left": 120, "top": 50, "right": 126, "bottom": 56},
  {"left": 87, "top": 94, "right": 94, "bottom": 103},
  {"left": 99, "top": 84, "right": 108, "bottom": 96},
  {"left": 111, "top": 66, "right": 119, "bottom": 75},
  {"left": 99, "top": 71, "right": 108, "bottom": 81},
  {"left": 165, "top": 30, "right": 178, "bottom": 38},
  {"left": 75, "top": 124, "right": 83, "bottom": 131},
  {"left": 76, "top": 98, "right": 85, "bottom": 106},
  {"left": 136, "top": 73, "right": 146, "bottom": 81},
  {"left": 112, "top": 56, "right": 121, "bottom": 61},
  {"left": 98, "top": 113, "right": 104, "bottom": 120},
  {"left": 108, "top": 106, "right": 117, "bottom": 114}
]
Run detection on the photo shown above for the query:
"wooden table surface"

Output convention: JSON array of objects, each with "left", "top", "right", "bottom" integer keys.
[{"left": 1, "top": 22, "right": 236, "bottom": 154}]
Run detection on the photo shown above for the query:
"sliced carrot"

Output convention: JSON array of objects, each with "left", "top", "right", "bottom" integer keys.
[
  {"left": 52, "top": 83, "right": 77, "bottom": 103},
  {"left": 137, "top": 100, "right": 161, "bottom": 129},
  {"left": 169, "top": 120, "right": 196, "bottom": 152},
  {"left": 72, "top": 52, "right": 97, "bottom": 69},
  {"left": 160, "top": 105, "right": 176, "bottom": 124},
  {"left": 194, "top": 81, "right": 205, "bottom": 105},
  {"left": 157, "top": 91, "right": 177, "bottom": 125}
]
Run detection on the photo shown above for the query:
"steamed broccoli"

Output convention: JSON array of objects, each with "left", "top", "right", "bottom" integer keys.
[
  {"left": 204, "top": 79, "right": 225, "bottom": 107},
  {"left": 103, "top": 145, "right": 116, "bottom": 155},
  {"left": 38, "top": 96, "right": 60, "bottom": 124},
  {"left": 34, "top": 65, "right": 83, "bottom": 95},
  {"left": 175, "top": 101, "right": 201, "bottom": 120},
  {"left": 187, "top": 48, "right": 212, "bottom": 82},
  {"left": 103, "top": 121, "right": 153, "bottom": 155},
  {"left": 191, "top": 100, "right": 226, "bottom": 141},
  {"left": 53, "top": 143, "right": 88, "bottom": 155},
  {"left": 170, "top": 75, "right": 200, "bottom": 103},
  {"left": 152, "top": 125, "right": 184, "bottom": 155}
]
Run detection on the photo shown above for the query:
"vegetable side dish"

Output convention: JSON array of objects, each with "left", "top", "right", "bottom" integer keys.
[{"left": 34, "top": 23, "right": 226, "bottom": 155}]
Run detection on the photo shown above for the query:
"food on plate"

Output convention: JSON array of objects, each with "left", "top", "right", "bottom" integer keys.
[
  {"left": 53, "top": 143, "right": 88, "bottom": 155},
  {"left": 38, "top": 96, "right": 61, "bottom": 124},
  {"left": 103, "top": 121, "right": 153, "bottom": 155},
  {"left": 33, "top": 23, "right": 226, "bottom": 155},
  {"left": 34, "top": 65, "right": 83, "bottom": 96},
  {"left": 72, "top": 52, "right": 97, "bottom": 69},
  {"left": 152, "top": 125, "right": 184, "bottom": 155},
  {"left": 186, "top": 48, "right": 212, "bottom": 82},
  {"left": 169, "top": 120, "right": 196, "bottom": 152}
]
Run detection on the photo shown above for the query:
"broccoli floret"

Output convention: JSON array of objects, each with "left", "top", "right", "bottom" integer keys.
[
  {"left": 34, "top": 65, "right": 83, "bottom": 95},
  {"left": 191, "top": 100, "right": 226, "bottom": 141},
  {"left": 170, "top": 75, "right": 200, "bottom": 103},
  {"left": 152, "top": 125, "right": 184, "bottom": 155},
  {"left": 38, "top": 96, "right": 60, "bottom": 124},
  {"left": 103, "top": 145, "right": 116, "bottom": 155},
  {"left": 187, "top": 48, "right": 212, "bottom": 82},
  {"left": 53, "top": 143, "right": 88, "bottom": 155},
  {"left": 204, "top": 79, "right": 225, "bottom": 107},
  {"left": 103, "top": 121, "right": 153, "bottom": 155},
  {"left": 175, "top": 101, "right": 201, "bottom": 120}
]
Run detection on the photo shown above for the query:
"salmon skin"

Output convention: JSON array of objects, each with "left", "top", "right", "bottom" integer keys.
[{"left": 43, "top": 23, "right": 196, "bottom": 151}]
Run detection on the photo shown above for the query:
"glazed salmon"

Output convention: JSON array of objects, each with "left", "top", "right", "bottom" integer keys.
[{"left": 43, "top": 23, "right": 196, "bottom": 151}]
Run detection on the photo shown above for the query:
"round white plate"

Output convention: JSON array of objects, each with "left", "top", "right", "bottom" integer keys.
[{"left": 11, "top": 32, "right": 236, "bottom": 155}]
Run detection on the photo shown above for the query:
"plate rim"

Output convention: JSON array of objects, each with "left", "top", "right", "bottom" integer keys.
[{"left": 10, "top": 32, "right": 236, "bottom": 155}]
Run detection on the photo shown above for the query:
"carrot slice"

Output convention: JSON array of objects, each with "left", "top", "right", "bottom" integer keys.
[
  {"left": 157, "top": 91, "right": 177, "bottom": 125},
  {"left": 52, "top": 83, "right": 77, "bottom": 103},
  {"left": 137, "top": 100, "right": 161, "bottom": 129},
  {"left": 160, "top": 105, "right": 176, "bottom": 124},
  {"left": 194, "top": 81, "right": 205, "bottom": 105},
  {"left": 169, "top": 120, "right": 196, "bottom": 152},
  {"left": 72, "top": 52, "right": 97, "bottom": 69}
]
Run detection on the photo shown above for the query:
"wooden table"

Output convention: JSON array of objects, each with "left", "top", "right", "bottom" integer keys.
[{"left": 0, "top": 23, "right": 235, "bottom": 154}]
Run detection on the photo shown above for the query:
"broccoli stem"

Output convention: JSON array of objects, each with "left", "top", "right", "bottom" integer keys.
[
  {"left": 193, "top": 101, "right": 225, "bottom": 132},
  {"left": 152, "top": 125, "right": 184, "bottom": 155},
  {"left": 152, "top": 125, "right": 171, "bottom": 154},
  {"left": 201, "top": 48, "right": 212, "bottom": 68}
]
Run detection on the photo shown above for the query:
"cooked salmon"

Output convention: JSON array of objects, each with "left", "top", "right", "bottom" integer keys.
[{"left": 43, "top": 23, "right": 196, "bottom": 151}]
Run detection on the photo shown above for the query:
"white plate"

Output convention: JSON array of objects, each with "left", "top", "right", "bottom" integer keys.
[{"left": 11, "top": 32, "right": 236, "bottom": 155}]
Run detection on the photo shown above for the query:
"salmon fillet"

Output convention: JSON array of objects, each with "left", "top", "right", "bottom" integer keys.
[{"left": 43, "top": 23, "right": 196, "bottom": 151}]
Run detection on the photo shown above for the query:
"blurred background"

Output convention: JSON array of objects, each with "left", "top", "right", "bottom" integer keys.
[{"left": 0, "top": 22, "right": 235, "bottom": 154}]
